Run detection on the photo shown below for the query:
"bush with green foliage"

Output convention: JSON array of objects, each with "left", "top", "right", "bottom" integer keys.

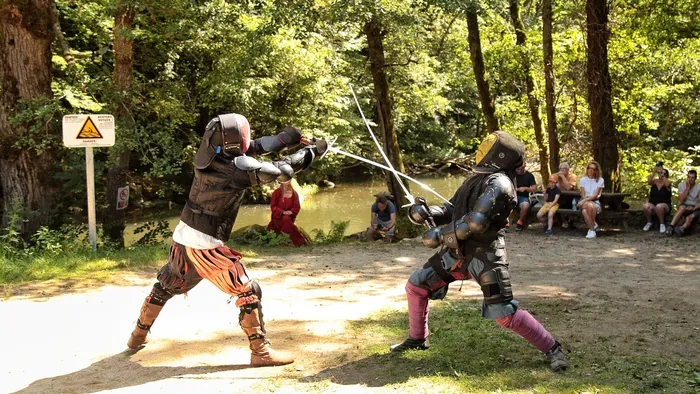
[
  {"left": 252, "top": 230, "right": 293, "bottom": 247},
  {"left": 394, "top": 215, "right": 424, "bottom": 240},
  {"left": 234, "top": 226, "right": 293, "bottom": 247},
  {"left": 131, "top": 220, "right": 171, "bottom": 246},
  {"left": 4, "top": 0, "right": 700, "bottom": 240},
  {"left": 311, "top": 220, "right": 349, "bottom": 245}
]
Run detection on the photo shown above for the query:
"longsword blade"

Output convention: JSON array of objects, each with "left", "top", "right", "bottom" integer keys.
[{"left": 327, "top": 146, "right": 453, "bottom": 206}]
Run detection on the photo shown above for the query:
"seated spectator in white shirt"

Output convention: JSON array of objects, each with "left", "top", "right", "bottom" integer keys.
[
  {"left": 577, "top": 160, "right": 605, "bottom": 239},
  {"left": 667, "top": 169, "right": 700, "bottom": 237}
]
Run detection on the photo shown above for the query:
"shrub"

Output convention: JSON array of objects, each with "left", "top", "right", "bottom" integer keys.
[{"left": 311, "top": 220, "right": 349, "bottom": 244}]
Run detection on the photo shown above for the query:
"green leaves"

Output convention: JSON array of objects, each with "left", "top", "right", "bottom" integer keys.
[{"left": 30, "top": 0, "right": 700, "bottom": 216}]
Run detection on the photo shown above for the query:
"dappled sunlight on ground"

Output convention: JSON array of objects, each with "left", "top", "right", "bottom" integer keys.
[
  {"left": 665, "top": 264, "right": 697, "bottom": 272},
  {"left": 521, "top": 285, "right": 578, "bottom": 299},
  {"left": 609, "top": 248, "right": 637, "bottom": 255},
  {"left": 393, "top": 256, "right": 414, "bottom": 263},
  {"left": 2, "top": 233, "right": 700, "bottom": 393},
  {"left": 621, "top": 262, "right": 643, "bottom": 268}
]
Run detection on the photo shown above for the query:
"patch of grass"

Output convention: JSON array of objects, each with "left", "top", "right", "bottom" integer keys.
[
  {"left": 0, "top": 239, "right": 297, "bottom": 286},
  {"left": 305, "top": 300, "right": 700, "bottom": 393},
  {"left": 0, "top": 244, "right": 169, "bottom": 285}
]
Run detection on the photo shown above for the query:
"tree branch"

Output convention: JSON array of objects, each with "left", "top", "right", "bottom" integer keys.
[
  {"left": 381, "top": 50, "right": 417, "bottom": 68},
  {"left": 50, "top": 0, "right": 74, "bottom": 65},
  {"left": 432, "top": 12, "right": 460, "bottom": 57}
]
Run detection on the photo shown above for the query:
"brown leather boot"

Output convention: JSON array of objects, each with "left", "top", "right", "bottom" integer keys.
[
  {"left": 240, "top": 309, "right": 294, "bottom": 366},
  {"left": 127, "top": 300, "right": 164, "bottom": 349}
]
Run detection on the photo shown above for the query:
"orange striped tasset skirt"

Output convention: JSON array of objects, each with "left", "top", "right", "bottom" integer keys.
[{"left": 156, "top": 242, "right": 252, "bottom": 297}]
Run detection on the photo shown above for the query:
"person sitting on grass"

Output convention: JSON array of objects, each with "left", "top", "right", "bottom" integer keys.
[
  {"left": 513, "top": 163, "right": 537, "bottom": 231},
  {"left": 537, "top": 174, "right": 561, "bottom": 237},
  {"left": 666, "top": 169, "right": 700, "bottom": 237},
  {"left": 642, "top": 163, "right": 671, "bottom": 233},
  {"left": 267, "top": 180, "right": 306, "bottom": 246},
  {"left": 364, "top": 194, "right": 397, "bottom": 243}
]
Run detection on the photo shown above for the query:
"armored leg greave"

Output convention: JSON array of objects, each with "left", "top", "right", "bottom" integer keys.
[
  {"left": 127, "top": 283, "right": 172, "bottom": 349},
  {"left": 237, "top": 281, "right": 293, "bottom": 366},
  {"left": 495, "top": 309, "right": 555, "bottom": 353},
  {"left": 496, "top": 309, "right": 568, "bottom": 371},
  {"left": 390, "top": 281, "right": 431, "bottom": 353}
]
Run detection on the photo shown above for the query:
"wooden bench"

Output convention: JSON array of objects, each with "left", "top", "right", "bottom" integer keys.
[
  {"left": 529, "top": 190, "right": 632, "bottom": 232},
  {"left": 556, "top": 208, "right": 630, "bottom": 232}
]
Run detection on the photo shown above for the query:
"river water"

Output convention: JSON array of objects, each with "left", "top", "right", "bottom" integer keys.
[
  {"left": 123, "top": 174, "right": 646, "bottom": 246},
  {"left": 124, "top": 174, "right": 468, "bottom": 246}
]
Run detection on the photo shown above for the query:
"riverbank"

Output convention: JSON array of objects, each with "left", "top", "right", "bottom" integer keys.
[
  {"left": 121, "top": 175, "right": 470, "bottom": 246},
  {"left": 2, "top": 229, "right": 699, "bottom": 393}
]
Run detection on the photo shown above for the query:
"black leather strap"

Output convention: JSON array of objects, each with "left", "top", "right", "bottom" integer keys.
[
  {"left": 427, "top": 249, "right": 456, "bottom": 284},
  {"left": 185, "top": 200, "right": 220, "bottom": 217}
]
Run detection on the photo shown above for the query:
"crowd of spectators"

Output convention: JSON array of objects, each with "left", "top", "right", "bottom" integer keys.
[{"left": 509, "top": 161, "right": 698, "bottom": 238}]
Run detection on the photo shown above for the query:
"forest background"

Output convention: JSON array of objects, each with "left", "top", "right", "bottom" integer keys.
[{"left": 1, "top": 0, "right": 699, "bottom": 249}]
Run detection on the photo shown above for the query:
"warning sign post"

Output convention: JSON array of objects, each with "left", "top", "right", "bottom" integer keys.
[
  {"left": 116, "top": 186, "right": 129, "bottom": 210},
  {"left": 62, "top": 115, "right": 116, "bottom": 250}
]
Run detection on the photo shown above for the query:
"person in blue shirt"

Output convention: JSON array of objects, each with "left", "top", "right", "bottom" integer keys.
[{"left": 365, "top": 194, "right": 397, "bottom": 243}]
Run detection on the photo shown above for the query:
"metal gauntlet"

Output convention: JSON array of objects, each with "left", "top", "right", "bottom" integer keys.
[
  {"left": 421, "top": 218, "right": 470, "bottom": 249},
  {"left": 408, "top": 199, "right": 431, "bottom": 225}
]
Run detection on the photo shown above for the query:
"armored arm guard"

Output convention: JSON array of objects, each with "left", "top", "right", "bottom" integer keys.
[
  {"left": 247, "top": 126, "right": 303, "bottom": 156},
  {"left": 270, "top": 140, "right": 328, "bottom": 182},
  {"left": 233, "top": 156, "right": 280, "bottom": 184},
  {"left": 429, "top": 202, "right": 454, "bottom": 226},
  {"left": 234, "top": 139, "right": 327, "bottom": 184},
  {"left": 407, "top": 197, "right": 454, "bottom": 227},
  {"left": 423, "top": 175, "right": 514, "bottom": 248}
]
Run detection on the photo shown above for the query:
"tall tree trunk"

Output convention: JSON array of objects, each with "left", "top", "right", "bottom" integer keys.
[
  {"left": 509, "top": 0, "right": 549, "bottom": 182},
  {"left": 103, "top": 2, "right": 135, "bottom": 248},
  {"left": 364, "top": 17, "right": 409, "bottom": 208},
  {"left": 586, "top": 0, "right": 619, "bottom": 192},
  {"left": 543, "top": 0, "right": 560, "bottom": 174},
  {"left": 465, "top": 10, "right": 499, "bottom": 135},
  {"left": 0, "top": 0, "right": 56, "bottom": 234}
]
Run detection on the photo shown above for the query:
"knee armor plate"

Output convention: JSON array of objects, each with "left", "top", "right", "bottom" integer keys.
[{"left": 478, "top": 266, "right": 513, "bottom": 305}]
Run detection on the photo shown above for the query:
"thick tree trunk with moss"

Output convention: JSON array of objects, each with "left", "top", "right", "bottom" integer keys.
[
  {"left": 364, "top": 17, "right": 410, "bottom": 208},
  {"left": 586, "top": 0, "right": 619, "bottom": 191},
  {"left": 542, "top": 0, "right": 560, "bottom": 174},
  {"left": 509, "top": 0, "right": 549, "bottom": 182},
  {"left": 0, "top": 0, "right": 56, "bottom": 233},
  {"left": 103, "top": 3, "right": 136, "bottom": 248},
  {"left": 465, "top": 10, "right": 499, "bottom": 135}
]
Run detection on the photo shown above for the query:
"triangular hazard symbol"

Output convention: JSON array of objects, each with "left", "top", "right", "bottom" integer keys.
[{"left": 76, "top": 117, "right": 103, "bottom": 139}]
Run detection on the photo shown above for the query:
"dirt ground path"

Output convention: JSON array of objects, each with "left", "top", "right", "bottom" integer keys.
[{"left": 2, "top": 229, "right": 699, "bottom": 393}]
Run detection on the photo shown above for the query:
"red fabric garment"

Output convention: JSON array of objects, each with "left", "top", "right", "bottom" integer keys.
[{"left": 267, "top": 187, "right": 306, "bottom": 246}]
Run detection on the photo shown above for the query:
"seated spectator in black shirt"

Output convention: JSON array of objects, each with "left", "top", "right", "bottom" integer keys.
[
  {"left": 513, "top": 163, "right": 537, "bottom": 231},
  {"left": 642, "top": 164, "right": 671, "bottom": 233}
]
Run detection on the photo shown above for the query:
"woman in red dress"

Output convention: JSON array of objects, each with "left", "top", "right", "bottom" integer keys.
[{"left": 267, "top": 181, "right": 306, "bottom": 246}]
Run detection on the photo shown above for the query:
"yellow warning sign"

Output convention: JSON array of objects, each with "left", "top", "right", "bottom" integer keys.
[{"left": 76, "top": 117, "right": 103, "bottom": 139}]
